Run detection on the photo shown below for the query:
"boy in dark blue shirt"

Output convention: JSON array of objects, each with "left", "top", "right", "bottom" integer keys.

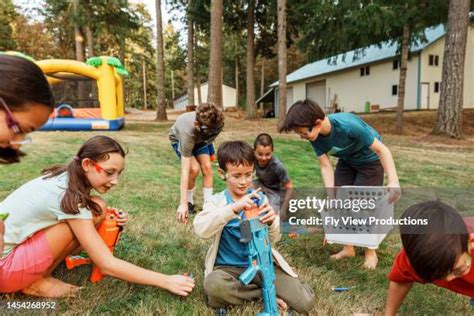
[{"left": 279, "top": 99, "right": 400, "bottom": 269}]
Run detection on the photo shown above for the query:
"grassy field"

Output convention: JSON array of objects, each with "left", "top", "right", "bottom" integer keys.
[{"left": 1, "top": 113, "right": 474, "bottom": 315}]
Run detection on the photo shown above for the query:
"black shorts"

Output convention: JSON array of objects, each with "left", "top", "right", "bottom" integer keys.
[{"left": 334, "top": 159, "right": 384, "bottom": 187}]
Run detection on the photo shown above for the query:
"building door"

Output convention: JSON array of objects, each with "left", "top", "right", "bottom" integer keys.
[
  {"left": 306, "top": 80, "right": 327, "bottom": 110},
  {"left": 421, "top": 82, "right": 430, "bottom": 110}
]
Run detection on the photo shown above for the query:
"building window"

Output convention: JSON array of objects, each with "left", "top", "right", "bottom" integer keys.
[
  {"left": 360, "top": 66, "right": 370, "bottom": 76},
  {"left": 434, "top": 81, "right": 440, "bottom": 93},
  {"left": 392, "top": 85, "right": 398, "bottom": 96},
  {"left": 429, "top": 54, "right": 439, "bottom": 66},
  {"left": 393, "top": 60, "right": 399, "bottom": 70}
]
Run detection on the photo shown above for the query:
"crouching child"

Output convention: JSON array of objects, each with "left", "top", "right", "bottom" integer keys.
[{"left": 193, "top": 140, "right": 315, "bottom": 314}]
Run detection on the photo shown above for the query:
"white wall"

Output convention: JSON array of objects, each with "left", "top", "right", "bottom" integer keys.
[
  {"left": 289, "top": 57, "right": 419, "bottom": 113},
  {"left": 464, "top": 25, "right": 474, "bottom": 108},
  {"left": 420, "top": 38, "right": 444, "bottom": 109},
  {"left": 174, "top": 83, "right": 236, "bottom": 110}
]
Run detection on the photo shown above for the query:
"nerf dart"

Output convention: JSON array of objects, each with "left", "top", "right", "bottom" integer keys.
[
  {"left": 0, "top": 213, "right": 9, "bottom": 221},
  {"left": 332, "top": 287, "right": 350, "bottom": 292},
  {"left": 65, "top": 251, "right": 91, "bottom": 270},
  {"left": 239, "top": 194, "right": 279, "bottom": 316}
]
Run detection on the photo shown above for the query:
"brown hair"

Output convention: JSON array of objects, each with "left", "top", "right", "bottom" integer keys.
[
  {"left": 400, "top": 201, "right": 469, "bottom": 282},
  {"left": 278, "top": 99, "right": 325, "bottom": 133},
  {"left": 254, "top": 133, "right": 274, "bottom": 150},
  {"left": 217, "top": 141, "right": 256, "bottom": 172},
  {"left": 196, "top": 103, "right": 224, "bottom": 129},
  {"left": 42, "top": 135, "right": 126, "bottom": 216},
  {"left": 0, "top": 54, "right": 55, "bottom": 164}
]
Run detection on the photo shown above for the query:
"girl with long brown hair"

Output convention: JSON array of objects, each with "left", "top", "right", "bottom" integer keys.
[{"left": 0, "top": 135, "right": 194, "bottom": 297}]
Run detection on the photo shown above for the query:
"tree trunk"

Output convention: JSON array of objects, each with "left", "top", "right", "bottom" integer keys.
[
  {"left": 395, "top": 24, "right": 409, "bottom": 134},
  {"left": 142, "top": 61, "right": 148, "bottom": 110},
  {"left": 155, "top": 0, "right": 167, "bottom": 120},
  {"left": 186, "top": 3, "right": 195, "bottom": 106},
  {"left": 73, "top": 0, "right": 86, "bottom": 107},
  {"left": 196, "top": 64, "right": 203, "bottom": 104},
  {"left": 207, "top": 0, "right": 223, "bottom": 107},
  {"left": 433, "top": 0, "right": 470, "bottom": 139},
  {"left": 245, "top": 0, "right": 256, "bottom": 119},
  {"left": 235, "top": 56, "right": 239, "bottom": 108},
  {"left": 260, "top": 58, "right": 265, "bottom": 111},
  {"left": 85, "top": 26, "right": 94, "bottom": 58},
  {"left": 277, "top": 0, "right": 287, "bottom": 125}
]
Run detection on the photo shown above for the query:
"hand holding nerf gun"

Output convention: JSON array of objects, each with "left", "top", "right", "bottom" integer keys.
[
  {"left": 232, "top": 188, "right": 277, "bottom": 225},
  {"left": 65, "top": 208, "right": 126, "bottom": 283}
]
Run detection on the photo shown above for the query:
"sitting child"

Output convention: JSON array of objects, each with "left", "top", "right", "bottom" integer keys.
[
  {"left": 0, "top": 136, "right": 194, "bottom": 297},
  {"left": 253, "top": 133, "right": 293, "bottom": 216},
  {"left": 193, "top": 140, "right": 315, "bottom": 313},
  {"left": 385, "top": 201, "right": 474, "bottom": 315}
]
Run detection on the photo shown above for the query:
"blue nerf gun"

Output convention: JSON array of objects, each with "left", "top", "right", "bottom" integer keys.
[{"left": 239, "top": 195, "right": 279, "bottom": 316}]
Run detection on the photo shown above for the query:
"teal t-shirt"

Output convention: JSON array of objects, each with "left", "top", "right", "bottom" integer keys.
[
  {"left": 215, "top": 190, "right": 249, "bottom": 267},
  {"left": 310, "top": 113, "right": 381, "bottom": 165}
]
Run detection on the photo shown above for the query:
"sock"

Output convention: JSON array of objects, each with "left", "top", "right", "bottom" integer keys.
[
  {"left": 203, "top": 187, "right": 213, "bottom": 203},
  {"left": 187, "top": 188, "right": 195, "bottom": 205}
]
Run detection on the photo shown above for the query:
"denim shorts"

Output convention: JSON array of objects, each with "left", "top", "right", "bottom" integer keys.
[{"left": 171, "top": 142, "right": 215, "bottom": 160}]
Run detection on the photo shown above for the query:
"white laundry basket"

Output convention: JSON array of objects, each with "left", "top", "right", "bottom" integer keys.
[{"left": 321, "top": 186, "right": 394, "bottom": 249}]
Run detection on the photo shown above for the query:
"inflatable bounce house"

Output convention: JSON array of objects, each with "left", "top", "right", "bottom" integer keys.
[{"left": 35, "top": 56, "right": 127, "bottom": 131}]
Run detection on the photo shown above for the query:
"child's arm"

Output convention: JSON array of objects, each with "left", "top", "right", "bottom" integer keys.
[
  {"left": 384, "top": 281, "right": 413, "bottom": 316},
  {"left": 67, "top": 218, "right": 195, "bottom": 296},
  {"left": 280, "top": 180, "right": 293, "bottom": 221},
  {"left": 177, "top": 156, "right": 192, "bottom": 223},
  {"left": 370, "top": 139, "right": 401, "bottom": 203},
  {"left": 0, "top": 220, "right": 4, "bottom": 254},
  {"left": 318, "top": 154, "right": 336, "bottom": 198}
]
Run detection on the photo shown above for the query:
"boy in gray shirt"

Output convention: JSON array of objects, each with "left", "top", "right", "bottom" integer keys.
[
  {"left": 169, "top": 103, "right": 224, "bottom": 223},
  {"left": 253, "top": 133, "right": 293, "bottom": 216}
]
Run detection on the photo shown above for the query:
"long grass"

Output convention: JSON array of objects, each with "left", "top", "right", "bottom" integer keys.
[{"left": 1, "top": 117, "right": 473, "bottom": 315}]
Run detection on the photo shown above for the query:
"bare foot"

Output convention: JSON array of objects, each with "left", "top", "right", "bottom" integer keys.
[
  {"left": 21, "top": 277, "right": 82, "bottom": 298},
  {"left": 363, "top": 249, "right": 378, "bottom": 269},
  {"left": 277, "top": 298, "right": 288, "bottom": 311},
  {"left": 330, "top": 245, "right": 356, "bottom": 260}
]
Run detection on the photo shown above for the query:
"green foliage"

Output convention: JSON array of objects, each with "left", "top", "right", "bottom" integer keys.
[{"left": 0, "top": 0, "right": 18, "bottom": 51}]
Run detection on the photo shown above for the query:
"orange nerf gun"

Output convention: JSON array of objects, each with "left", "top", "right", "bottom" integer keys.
[{"left": 65, "top": 208, "right": 123, "bottom": 283}]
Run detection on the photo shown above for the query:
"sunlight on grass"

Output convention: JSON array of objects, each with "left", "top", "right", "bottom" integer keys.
[{"left": 1, "top": 118, "right": 473, "bottom": 314}]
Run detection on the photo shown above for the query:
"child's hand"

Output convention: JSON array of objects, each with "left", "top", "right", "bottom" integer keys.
[
  {"left": 0, "top": 220, "right": 4, "bottom": 254},
  {"left": 258, "top": 199, "right": 277, "bottom": 225},
  {"left": 164, "top": 274, "right": 195, "bottom": 296},
  {"left": 387, "top": 182, "right": 401, "bottom": 204},
  {"left": 176, "top": 203, "right": 189, "bottom": 224},
  {"left": 116, "top": 209, "right": 128, "bottom": 227},
  {"left": 232, "top": 188, "right": 262, "bottom": 214}
]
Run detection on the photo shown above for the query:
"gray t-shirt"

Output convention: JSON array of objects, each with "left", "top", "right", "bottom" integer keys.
[
  {"left": 1, "top": 173, "right": 93, "bottom": 259},
  {"left": 169, "top": 111, "right": 220, "bottom": 157},
  {"left": 255, "top": 156, "right": 290, "bottom": 191}
]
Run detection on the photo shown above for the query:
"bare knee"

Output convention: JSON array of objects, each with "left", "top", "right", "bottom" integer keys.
[
  {"left": 200, "top": 161, "right": 213, "bottom": 177},
  {"left": 189, "top": 167, "right": 199, "bottom": 181}
]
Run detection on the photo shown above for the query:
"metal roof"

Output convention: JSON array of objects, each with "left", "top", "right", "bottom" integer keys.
[{"left": 271, "top": 24, "right": 446, "bottom": 87}]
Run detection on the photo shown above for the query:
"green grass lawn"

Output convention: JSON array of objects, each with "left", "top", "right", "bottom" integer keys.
[{"left": 1, "top": 118, "right": 473, "bottom": 315}]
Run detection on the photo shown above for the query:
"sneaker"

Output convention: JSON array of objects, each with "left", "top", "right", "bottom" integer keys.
[
  {"left": 215, "top": 308, "right": 227, "bottom": 316},
  {"left": 188, "top": 202, "right": 196, "bottom": 214}
]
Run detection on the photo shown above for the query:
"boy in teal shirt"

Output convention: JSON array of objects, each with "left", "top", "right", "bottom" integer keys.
[{"left": 279, "top": 99, "right": 400, "bottom": 269}]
